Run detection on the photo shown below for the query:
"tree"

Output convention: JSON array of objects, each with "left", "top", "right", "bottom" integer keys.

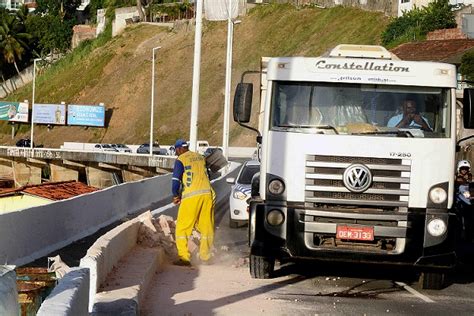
[
  {"left": 26, "top": 14, "right": 74, "bottom": 55},
  {"left": 382, "top": 0, "right": 456, "bottom": 47},
  {"left": 460, "top": 50, "right": 474, "bottom": 82},
  {"left": 0, "top": 14, "right": 31, "bottom": 80},
  {"left": 35, "top": 0, "right": 81, "bottom": 22}
]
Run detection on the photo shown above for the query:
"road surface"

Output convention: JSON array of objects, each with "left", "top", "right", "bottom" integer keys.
[{"left": 142, "top": 167, "right": 474, "bottom": 315}]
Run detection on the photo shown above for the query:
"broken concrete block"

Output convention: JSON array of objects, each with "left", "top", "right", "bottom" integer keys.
[{"left": 158, "top": 216, "right": 172, "bottom": 236}]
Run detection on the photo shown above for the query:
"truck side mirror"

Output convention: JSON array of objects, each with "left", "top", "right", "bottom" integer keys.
[
  {"left": 463, "top": 88, "right": 474, "bottom": 129},
  {"left": 233, "top": 83, "right": 253, "bottom": 123}
]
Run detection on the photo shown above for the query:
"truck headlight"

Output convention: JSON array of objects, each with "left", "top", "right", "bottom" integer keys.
[
  {"left": 427, "top": 218, "right": 447, "bottom": 237},
  {"left": 268, "top": 179, "right": 285, "bottom": 195},
  {"left": 267, "top": 209, "right": 285, "bottom": 226},
  {"left": 429, "top": 187, "right": 447, "bottom": 204},
  {"left": 233, "top": 191, "right": 247, "bottom": 200}
]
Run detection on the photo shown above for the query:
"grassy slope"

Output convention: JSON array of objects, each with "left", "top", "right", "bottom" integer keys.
[{"left": 1, "top": 4, "right": 388, "bottom": 147}]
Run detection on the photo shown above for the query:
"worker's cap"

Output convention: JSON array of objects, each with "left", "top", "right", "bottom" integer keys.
[{"left": 174, "top": 139, "right": 188, "bottom": 149}]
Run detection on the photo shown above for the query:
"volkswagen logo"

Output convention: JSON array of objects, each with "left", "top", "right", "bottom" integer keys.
[{"left": 343, "top": 164, "right": 372, "bottom": 193}]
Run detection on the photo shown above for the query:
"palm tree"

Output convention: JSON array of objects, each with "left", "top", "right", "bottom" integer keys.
[{"left": 0, "top": 14, "right": 31, "bottom": 81}]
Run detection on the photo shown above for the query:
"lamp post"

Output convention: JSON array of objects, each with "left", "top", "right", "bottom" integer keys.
[
  {"left": 30, "top": 58, "right": 41, "bottom": 149},
  {"left": 150, "top": 46, "right": 161, "bottom": 156},
  {"left": 222, "top": 15, "right": 241, "bottom": 159},
  {"left": 189, "top": 0, "right": 203, "bottom": 151}
]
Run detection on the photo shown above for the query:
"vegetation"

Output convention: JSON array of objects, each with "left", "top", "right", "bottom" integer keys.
[
  {"left": 0, "top": 5, "right": 388, "bottom": 146},
  {"left": 460, "top": 51, "right": 474, "bottom": 82},
  {"left": 0, "top": 1, "right": 81, "bottom": 81},
  {"left": 381, "top": 0, "right": 456, "bottom": 48}
]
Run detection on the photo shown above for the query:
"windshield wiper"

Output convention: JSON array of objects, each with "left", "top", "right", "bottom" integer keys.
[{"left": 352, "top": 130, "right": 414, "bottom": 138}]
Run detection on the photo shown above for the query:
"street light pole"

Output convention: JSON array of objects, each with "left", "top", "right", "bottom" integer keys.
[
  {"left": 189, "top": 0, "right": 203, "bottom": 151},
  {"left": 30, "top": 58, "right": 41, "bottom": 149},
  {"left": 222, "top": 0, "right": 240, "bottom": 159},
  {"left": 150, "top": 46, "right": 161, "bottom": 157}
]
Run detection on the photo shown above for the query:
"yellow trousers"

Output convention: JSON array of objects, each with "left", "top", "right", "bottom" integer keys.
[{"left": 175, "top": 192, "right": 215, "bottom": 261}]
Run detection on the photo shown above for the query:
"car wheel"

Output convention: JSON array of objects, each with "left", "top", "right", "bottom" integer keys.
[
  {"left": 229, "top": 211, "right": 239, "bottom": 228},
  {"left": 250, "top": 254, "right": 275, "bottom": 279}
]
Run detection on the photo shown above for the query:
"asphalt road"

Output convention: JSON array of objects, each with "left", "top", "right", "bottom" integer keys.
[{"left": 145, "top": 163, "right": 474, "bottom": 315}]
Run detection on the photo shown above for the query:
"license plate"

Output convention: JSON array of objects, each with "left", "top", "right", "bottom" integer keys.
[{"left": 336, "top": 225, "right": 374, "bottom": 241}]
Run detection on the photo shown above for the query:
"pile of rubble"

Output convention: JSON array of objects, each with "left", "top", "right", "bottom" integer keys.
[{"left": 137, "top": 214, "right": 201, "bottom": 262}]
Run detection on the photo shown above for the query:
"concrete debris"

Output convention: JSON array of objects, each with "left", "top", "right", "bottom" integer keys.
[
  {"left": 47, "top": 255, "right": 70, "bottom": 278},
  {"left": 220, "top": 245, "right": 230, "bottom": 251},
  {"left": 232, "top": 257, "right": 249, "bottom": 268},
  {"left": 137, "top": 214, "right": 203, "bottom": 262},
  {"left": 158, "top": 215, "right": 174, "bottom": 236}
]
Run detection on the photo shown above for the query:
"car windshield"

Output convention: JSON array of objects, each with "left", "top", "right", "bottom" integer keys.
[
  {"left": 237, "top": 164, "right": 260, "bottom": 185},
  {"left": 270, "top": 81, "right": 451, "bottom": 138},
  {"left": 103, "top": 144, "right": 112, "bottom": 148}
]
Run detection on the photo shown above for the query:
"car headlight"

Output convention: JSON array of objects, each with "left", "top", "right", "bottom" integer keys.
[
  {"left": 429, "top": 187, "right": 447, "bottom": 204},
  {"left": 427, "top": 218, "right": 447, "bottom": 237},
  {"left": 233, "top": 191, "right": 247, "bottom": 200},
  {"left": 268, "top": 179, "right": 285, "bottom": 195},
  {"left": 266, "top": 209, "right": 285, "bottom": 226}
]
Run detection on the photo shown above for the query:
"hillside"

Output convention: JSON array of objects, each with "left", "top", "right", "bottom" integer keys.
[{"left": 1, "top": 4, "right": 389, "bottom": 147}]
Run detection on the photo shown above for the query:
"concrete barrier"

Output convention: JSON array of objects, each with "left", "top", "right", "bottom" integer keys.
[
  {"left": 0, "top": 265, "right": 18, "bottom": 316},
  {"left": 0, "top": 173, "right": 172, "bottom": 266},
  {"left": 80, "top": 216, "right": 141, "bottom": 311},
  {"left": 80, "top": 211, "right": 164, "bottom": 313},
  {"left": 36, "top": 267, "right": 90, "bottom": 316}
]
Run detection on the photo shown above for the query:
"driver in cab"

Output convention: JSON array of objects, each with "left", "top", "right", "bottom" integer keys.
[{"left": 387, "top": 99, "right": 432, "bottom": 132}]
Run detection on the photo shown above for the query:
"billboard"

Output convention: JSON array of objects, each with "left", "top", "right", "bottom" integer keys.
[
  {"left": 0, "top": 101, "right": 29, "bottom": 122},
  {"left": 33, "top": 103, "right": 66, "bottom": 125},
  {"left": 67, "top": 104, "right": 105, "bottom": 127}
]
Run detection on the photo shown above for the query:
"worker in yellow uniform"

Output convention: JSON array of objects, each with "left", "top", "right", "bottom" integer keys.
[{"left": 172, "top": 139, "right": 215, "bottom": 266}]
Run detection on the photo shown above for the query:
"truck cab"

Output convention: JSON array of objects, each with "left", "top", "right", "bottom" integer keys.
[{"left": 233, "top": 44, "right": 474, "bottom": 289}]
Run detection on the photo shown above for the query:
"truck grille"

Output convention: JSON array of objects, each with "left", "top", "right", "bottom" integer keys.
[{"left": 305, "top": 155, "right": 410, "bottom": 208}]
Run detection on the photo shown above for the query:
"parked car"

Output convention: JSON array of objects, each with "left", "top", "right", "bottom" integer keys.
[
  {"left": 226, "top": 160, "right": 260, "bottom": 228},
  {"left": 136, "top": 143, "right": 167, "bottom": 155},
  {"left": 16, "top": 138, "right": 32, "bottom": 147},
  {"left": 111, "top": 143, "right": 132, "bottom": 153},
  {"left": 196, "top": 140, "right": 210, "bottom": 155},
  {"left": 94, "top": 144, "right": 118, "bottom": 152},
  {"left": 15, "top": 138, "right": 42, "bottom": 148}
]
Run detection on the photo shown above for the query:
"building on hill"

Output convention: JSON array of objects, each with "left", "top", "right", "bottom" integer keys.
[
  {"left": 398, "top": 0, "right": 474, "bottom": 17},
  {"left": 390, "top": 31, "right": 474, "bottom": 96},
  {"left": 0, "top": 0, "right": 36, "bottom": 11},
  {"left": 0, "top": 180, "right": 98, "bottom": 214}
]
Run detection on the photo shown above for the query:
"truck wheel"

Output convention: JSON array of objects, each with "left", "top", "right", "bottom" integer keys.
[
  {"left": 250, "top": 254, "right": 275, "bottom": 279},
  {"left": 420, "top": 271, "right": 445, "bottom": 290}
]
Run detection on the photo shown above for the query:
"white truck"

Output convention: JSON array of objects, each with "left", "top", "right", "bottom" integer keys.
[{"left": 233, "top": 44, "right": 474, "bottom": 289}]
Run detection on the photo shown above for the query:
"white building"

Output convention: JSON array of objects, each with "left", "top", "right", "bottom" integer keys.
[
  {"left": 399, "top": 0, "right": 474, "bottom": 17},
  {"left": 0, "top": 0, "right": 36, "bottom": 11}
]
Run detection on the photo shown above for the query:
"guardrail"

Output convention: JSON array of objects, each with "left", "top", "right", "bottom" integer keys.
[{"left": 0, "top": 146, "right": 175, "bottom": 169}]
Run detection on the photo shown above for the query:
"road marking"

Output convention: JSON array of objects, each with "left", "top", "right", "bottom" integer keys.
[{"left": 395, "top": 281, "right": 435, "bottom": 303}]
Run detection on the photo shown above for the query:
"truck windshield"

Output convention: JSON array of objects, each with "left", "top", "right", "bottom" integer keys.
[{"left": 270, "top": 81, "right": 451, "bottom": 138}]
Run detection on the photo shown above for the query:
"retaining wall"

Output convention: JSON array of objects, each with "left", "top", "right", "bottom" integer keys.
[
  {"left": 36, "top": 267, "right": 90, "bottom": 316},
  {"left": 0, "top": 173, "right": 171, "bottom": 266},
  {"left": 0, "top": 265, "right": 18, "bottom": 316},
  {"left": 80, "top": 216, "right": 142, "bottom": 311}
]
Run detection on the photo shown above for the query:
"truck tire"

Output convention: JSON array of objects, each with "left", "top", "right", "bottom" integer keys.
[
  {"left": 229, "top": 212, "right": 239, "bottom": 228},
  {"left": 250, "top": 254, "right": 275, "bottom": 279},
  {"left": 419, "top": 271, "right": 445, "bottom": 290}
]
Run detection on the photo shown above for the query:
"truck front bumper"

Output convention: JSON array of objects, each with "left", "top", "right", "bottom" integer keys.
[{"left": 250, "top": 201, "right": 457, "bottom": 269}]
